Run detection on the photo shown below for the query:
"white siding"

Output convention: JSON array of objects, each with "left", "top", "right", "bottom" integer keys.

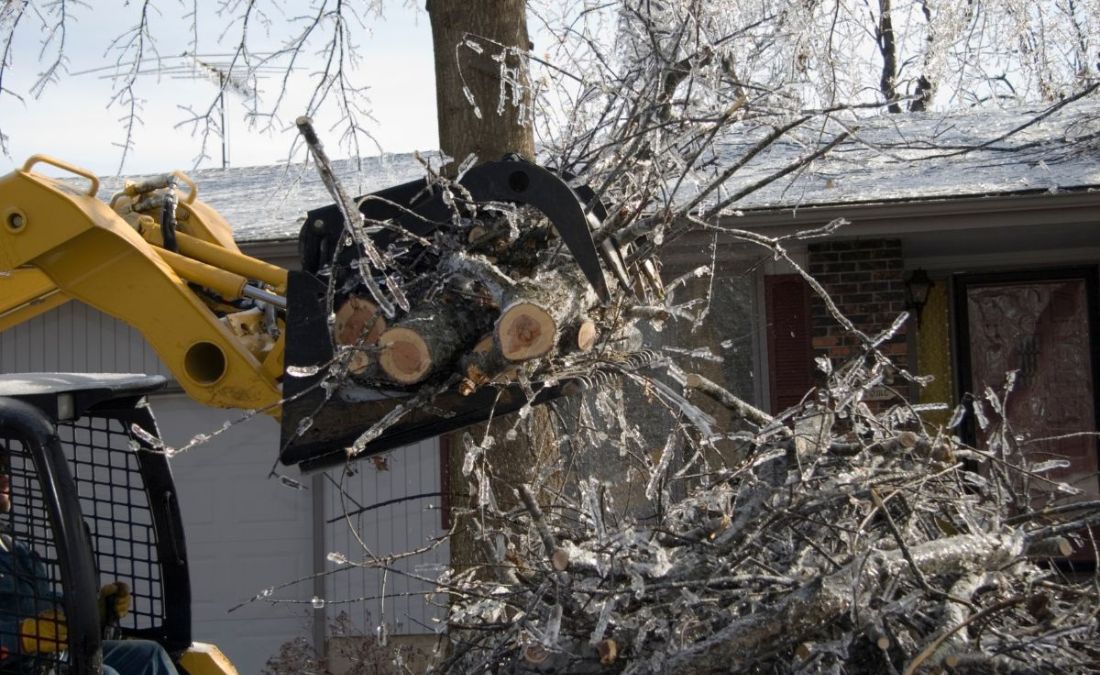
[
  {"left": 152, "top": 394, "right": 313, "bottom": 674},
  {"left": 322, "top": 438, "right": 448, "bottom": 638},
  {"left": 0, "top": 300, "right": 169, "bottom": 376}
]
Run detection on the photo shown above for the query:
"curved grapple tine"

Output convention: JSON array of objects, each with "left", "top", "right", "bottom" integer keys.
[{"left": 459, "top": 159, "right": 610, "bottom": 302}]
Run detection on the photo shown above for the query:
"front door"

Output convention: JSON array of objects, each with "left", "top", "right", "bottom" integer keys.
[{"left": 955, "top": 268, "right": 1100, "bottom": 510}]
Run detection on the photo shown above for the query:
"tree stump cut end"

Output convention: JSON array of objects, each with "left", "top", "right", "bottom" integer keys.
[
  {"left": 497, "top": 302, "right": 556, "bottom": 361},
  {"left": 334, "top": 297, "right": 386, "bottom": 374},
  {"left": 379, "top": 327, "right": 433, "bottom": 384},
  {"left": 576, "top": 319, "right": 597, "bottom": 352}
]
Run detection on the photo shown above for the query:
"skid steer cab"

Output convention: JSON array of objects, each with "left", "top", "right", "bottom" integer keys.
[{"left": 0, "top": 373, "right": 235, "bottom": 674}]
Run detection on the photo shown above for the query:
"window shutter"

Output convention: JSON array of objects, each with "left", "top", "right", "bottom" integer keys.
[{"left": 765, "top": 274, "right": 815, "bottom": 412}]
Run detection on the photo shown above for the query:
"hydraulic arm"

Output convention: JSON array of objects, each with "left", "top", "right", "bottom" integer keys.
[{"left": 0, "top": 155, "right": 286, "bottom": 413}]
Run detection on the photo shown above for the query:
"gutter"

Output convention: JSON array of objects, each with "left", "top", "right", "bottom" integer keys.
[{"left": 712, "top": 186, "right": 1100, "bottom": 236}]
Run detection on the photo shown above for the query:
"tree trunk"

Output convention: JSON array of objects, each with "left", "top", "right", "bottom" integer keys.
[
  {"left": 876, "top": 0, "right": 903, "bottom": 114},
  {"left": 426, "top": 0, "right": 559, "bottom": 590},
  {"left": 427, "top": 0, "right": 536, "bottom": 172}
]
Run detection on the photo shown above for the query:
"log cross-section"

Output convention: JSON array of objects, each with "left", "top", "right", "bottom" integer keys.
[
  {"left": 379, "top": 300, "right": 486, "bottom": 384},
  {"left": 496, "top": 268, "right": 598, "bottom": 361}
]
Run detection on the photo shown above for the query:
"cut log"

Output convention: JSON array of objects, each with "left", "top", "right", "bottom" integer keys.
[
  {"left": 458, "top": 334, "right": 519, "bottom": 395},
  {"left": 334, "top": 296, "right": 387, "bottom": 374},
  {"left": 497, "top": 302, "right": 556, "bottom": 360},
  {"left": 576, "top": 318, "right": 597, "bottom": 352},
  {"left": 560, "top": 317, "right": 597, "bottom": 353},
  {"left": 496, "top": 268, "right": 598, "bottom": 361},
  {"left": 378, "top": 300, "right": 485, "bottom": 384}
]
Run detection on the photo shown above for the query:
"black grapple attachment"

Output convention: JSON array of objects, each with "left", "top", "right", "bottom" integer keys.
[{"left": 279, "top": 157, "right": 637, "bottom": 471}]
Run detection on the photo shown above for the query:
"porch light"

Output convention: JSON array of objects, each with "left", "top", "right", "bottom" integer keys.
[{"left": 904, "top": 269, "right": 934, "bottom": 323}]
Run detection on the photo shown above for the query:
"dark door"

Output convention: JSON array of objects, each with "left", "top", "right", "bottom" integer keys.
[
  {"left": 955, "top": 268, "right": 1100, "bottom": 509},
  {"left": 765, "top": 274, "right": 815, "bottom": 413}
]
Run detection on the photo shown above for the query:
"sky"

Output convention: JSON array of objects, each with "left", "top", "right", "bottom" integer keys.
[{"left": 1, "top": 2, "right": 440, "bottom": 176}]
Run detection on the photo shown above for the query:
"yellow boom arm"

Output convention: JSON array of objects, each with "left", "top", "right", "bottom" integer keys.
[{"left": 0, "top": 155, "right": 285, "bottom": 414}]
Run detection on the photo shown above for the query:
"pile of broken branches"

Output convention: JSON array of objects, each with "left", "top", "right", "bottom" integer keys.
[{"left": 438, "top": 344, "right": 1100, "bottom": 674}]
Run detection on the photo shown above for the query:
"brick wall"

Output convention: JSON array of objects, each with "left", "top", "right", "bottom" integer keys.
[{"left": 807, "top": 239, "right": 908, "bottom": 367}]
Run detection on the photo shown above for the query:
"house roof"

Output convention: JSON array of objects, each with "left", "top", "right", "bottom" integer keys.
[
  {"left": 95, "top": 98, "right": 1100, "bottom": 243},
  {"left": 95, "top": 152, "right": 433, "bottom": 243},
  {"left": 709, "top": 97, "right": 1100, "bottom": 212}
]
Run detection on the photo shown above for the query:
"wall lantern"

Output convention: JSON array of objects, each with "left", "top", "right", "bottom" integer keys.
[{"left": 904, "top": 269, "right": 934, "bottom": 324}]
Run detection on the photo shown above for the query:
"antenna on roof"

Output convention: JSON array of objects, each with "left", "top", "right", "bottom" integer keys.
[
  {"left": 182, "top": 52, "right": 259, "bottom": 169},
  {"left": 73, "top": 53, "right": 289, "bottom": 169}
]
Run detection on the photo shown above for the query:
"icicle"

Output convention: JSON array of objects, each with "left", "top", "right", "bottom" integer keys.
[
  {"left": 177, "top": 432, "right": 213, "bottom": 454},
  {"left": 973, "top": 401, "right": 990, "bottom": 431},
  {"left": 276, "top": 474, "right": 307, "bottom": 490},
  {"left": 326, "top": 551, "right": 348, "bottom": 565},
  {"left": 320, "top": 376, "right": 340, "bottom": 395},
  {"left": 948, "top": 404, "right": 967, "bottom": 429},
  {"left": 129, "top": 424, "right": 175, "bottom": 455},
  {"left": 646, "top": 433, "right": 679, "bottom": 501},
  {"left": 665, "top": 265, "right": 711, "bottom": 293},
  {"left": 662, "top": 345, "right": 724, "bottom": 363},
  {"left": 590, "top": 600, "right": 614, "bottom": 644},
  {"left": 629, "top": 569, "right": 646, "bottom": 599},
  {"left": 870, "top": 312, "right": 908, "bottom": 348},
  {"left": 462, "top": 433, "right": 491, "bottom": 476},
  {"left": 286, "top": 364, "right": 324, "bottom": 377},
  {"left": 638, "top": 376, "right": 718, "bottom": 440},
  {"left": 581, "top": 478, "right": 606, "bottom": 540},
  {"left": 456, "top": 153, "right": 478, "bottom": 178},
  {"left": 295, "top": 416, "right": 314, "bottom": 436},
  {"left": 414, "top": 562, "right": 448, "bottom": 575},
  {"left": 1055, "top": 482, "right": 1083, "bottom": 496},
  {"left": 477, "top": 467, "right": 497, "bottom": 510},
  {"left": 543, "top": 604, "right": 563, "bottom": 647},
  {"left": 910, "top": 402, "right": 949, "bottom": 413},
  {"left": 690, "top": 233, "right": 719, "bottom": 333},
  {"left": 984, "top": 386, "right": 1004, "bottom": 415},
  {"left": 1029, "top": 459, "right": 1071, "bottom": 473}
]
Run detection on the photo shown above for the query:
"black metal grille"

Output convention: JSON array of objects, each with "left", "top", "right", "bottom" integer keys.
[
  {"left": 0, "top": 436, "right": 70, "bottom": 673},
  {"left": 56, "top": 415, "right": 165, "bottom": 635}
]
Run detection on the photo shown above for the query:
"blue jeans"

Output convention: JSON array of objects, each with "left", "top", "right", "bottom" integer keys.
[{"left": 102, "top": 639, "right": 179, "bottom": 675}]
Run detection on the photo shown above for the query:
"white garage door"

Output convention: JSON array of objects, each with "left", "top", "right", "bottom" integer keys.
[{"left": 151, "top": 394, "right": 314, "bottom": 674}]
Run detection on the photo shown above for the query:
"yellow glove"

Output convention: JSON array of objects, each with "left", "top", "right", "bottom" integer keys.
[
  {"left": 20, "top": 610, "right": 68, "bottom": 654},
  {"left": 99, "top": 581, "right": 131, "bottom": 622}
]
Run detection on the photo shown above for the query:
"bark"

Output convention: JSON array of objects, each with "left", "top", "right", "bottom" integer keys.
[
  {"left": 378, "top": 300, "right": 485, "bottom": 384},
  {"left": 426, "top": 0, "right": 535, "bottom": 173},
  {"left": 876, "top": 0, "right": 903, "bottom": 114}
]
